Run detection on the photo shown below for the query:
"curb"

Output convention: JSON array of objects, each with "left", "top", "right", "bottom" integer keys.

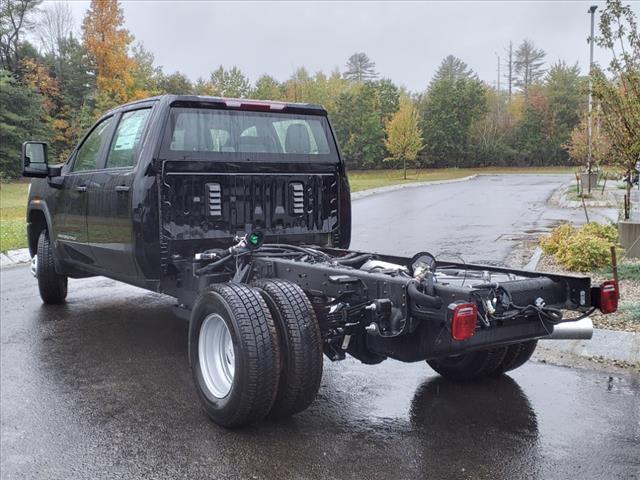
[
  {"left": 524, "top": 247, "right": 543, "bottom": 271},
  {"left": 351, "top": 174, "right": 477, "bottom": 201},
  {"left": 0, "top": 248, "right": 31, "bottom": 269},
  {"left": 553, "top": 183, "right": 616, "bottom": 209},
  {"left": 537, "top": 328, "right": 640, "bottom": 369}
]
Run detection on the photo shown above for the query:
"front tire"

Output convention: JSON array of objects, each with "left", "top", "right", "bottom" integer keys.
[
  {"left": 427, "top": 347, "right": 508, "bottom": 381},
  {"left": 189, "top": 283, "right": 280, "bottom": 428},
  {"left": 36, "top": 230, "right": 67, "bottom": 304},
  {"left": 253, "top": 279, "right": 323, "bottom": 419}
]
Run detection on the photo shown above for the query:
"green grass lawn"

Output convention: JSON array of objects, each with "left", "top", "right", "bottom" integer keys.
[
  {"left": 0, "top": 182, "right": 29, "bottom": 252},
  {"left": 0, "top": 166, "right": 578, "bottom": 252}
]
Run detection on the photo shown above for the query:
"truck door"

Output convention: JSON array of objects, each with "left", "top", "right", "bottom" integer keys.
[
  {"left": 53, "top": 115, "right": 115, "bottom": 266},
  {"left": 86, "top": 107, "right": 152, "bottom": 279}
]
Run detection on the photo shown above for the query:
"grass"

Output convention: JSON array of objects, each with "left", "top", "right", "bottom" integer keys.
[
  {"left": 0, "top": 182, "right": 29, "bottom": 252},
  {"left": 598, "top": 263, "right": 640, "bottom": 282},
  {"left": 619, "top": 303, "right": 640, "bottom": 322},
  {"left": 0, "top": 166, "right": 579, "bottom": 252}
]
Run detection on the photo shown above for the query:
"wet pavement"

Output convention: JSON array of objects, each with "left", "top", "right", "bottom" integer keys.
[
  {"left": 1, "top": 174, "right": 639, "bottom": 479},
  {"left": 351, "top": 174, "right": 617, "bottom": 262}
]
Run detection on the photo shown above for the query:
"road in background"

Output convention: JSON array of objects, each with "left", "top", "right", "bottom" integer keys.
[
  {"left": 1, "top": 175, "right": 637, "bottom": 479},
  {"left": 351, "top": 174, "right": 617, "bottom": 262}
]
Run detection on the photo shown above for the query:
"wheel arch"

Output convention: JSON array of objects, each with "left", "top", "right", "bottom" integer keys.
[{"left": 27, "top": 206, "right": 52, "bottom": 257}]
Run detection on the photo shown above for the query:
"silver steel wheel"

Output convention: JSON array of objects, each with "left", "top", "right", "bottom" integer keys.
[{"left": 199, "top": 313, "right": 235, "bottom": 398}]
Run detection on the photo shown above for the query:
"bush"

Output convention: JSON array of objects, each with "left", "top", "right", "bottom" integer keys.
[
  {"left": 580, "top": 222, "right": 618, "bottom": 244},
  {"left": 540, "top": 223, "right": 576, "bottom": 255},
  {"left": 541, "top": 222, "right": 619, "bottom": 272}
]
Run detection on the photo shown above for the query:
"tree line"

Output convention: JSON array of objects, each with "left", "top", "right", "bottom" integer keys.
[{"left": 1, "top": 0, "right": 637, "bottom": 181}]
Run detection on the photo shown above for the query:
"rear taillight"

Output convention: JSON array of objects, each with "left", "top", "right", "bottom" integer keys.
[
  {"left": 449, "top": 303, "right": 478, "bottom": 341},
  {"left": 599, "top": 280, "right": 619, "bottom": 314}
]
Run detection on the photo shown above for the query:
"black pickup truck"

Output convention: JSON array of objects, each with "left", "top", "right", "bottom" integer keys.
[{"left": 23, "top": 95, "right": 619, "bottom": 427}]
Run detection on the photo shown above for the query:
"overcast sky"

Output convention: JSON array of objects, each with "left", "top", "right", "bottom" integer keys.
[{"left": 58, "top": 0, "right": 640, "bottom": 93}]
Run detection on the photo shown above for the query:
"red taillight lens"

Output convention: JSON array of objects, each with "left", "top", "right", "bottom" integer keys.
[
  {"left": 599, "top": 280, "right": 619, "bottom": 314},
  {"left": 450, "top": 303, "right": 478, "bottom": 341}
]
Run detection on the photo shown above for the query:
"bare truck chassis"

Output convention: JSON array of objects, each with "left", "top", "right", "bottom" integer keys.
[{"left": 173, "top": 233, "right": 612, "bottom": 371}]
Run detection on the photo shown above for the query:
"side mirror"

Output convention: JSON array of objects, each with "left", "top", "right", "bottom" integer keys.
[{"left": 22, "top": 141, "right": 50, "bottom": 178}]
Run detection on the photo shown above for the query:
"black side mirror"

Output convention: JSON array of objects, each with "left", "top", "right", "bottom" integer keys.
[{"left": 22, "top": 141, "right": 50, "bottom": 178}]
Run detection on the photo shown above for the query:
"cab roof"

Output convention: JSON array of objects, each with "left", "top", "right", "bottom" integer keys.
[{"left": 111, "top": 94, "right": 327, "bottom": 116}]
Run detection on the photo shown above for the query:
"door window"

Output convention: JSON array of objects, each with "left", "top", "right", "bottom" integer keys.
[
  {"left": 73, "top": 117, "right": 113, "bottom": 172},
  {"left": 106, "top": 108, "right": 151, "bottom": 168}
]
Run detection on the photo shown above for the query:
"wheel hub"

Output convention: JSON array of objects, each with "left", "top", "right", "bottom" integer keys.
[{"left": 199, "top": 313, "right": 235, "bottom": 398}]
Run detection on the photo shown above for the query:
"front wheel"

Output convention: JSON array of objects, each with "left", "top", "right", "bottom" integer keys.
[
  {"left": 189, "top": 283, "right": 281, "bottom": 428},
  {"left": 36, "top": 230, "right": 67, "bottom": 304}
]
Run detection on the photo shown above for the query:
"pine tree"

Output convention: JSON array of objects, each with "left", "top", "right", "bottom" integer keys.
[
  {"left": 343, "top": 52, "right": 378, "bottom": 82},
  {"left": 514, "top": 39, "right": 546, "bottom": 102}
]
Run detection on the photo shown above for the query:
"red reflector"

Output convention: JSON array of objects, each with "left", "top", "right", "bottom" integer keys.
[
  {"left": 599, "top": 280, "right": 618, "bottom": 314},
  {"left": 450, "top": 303, "right": 478, "bottom": 341}
]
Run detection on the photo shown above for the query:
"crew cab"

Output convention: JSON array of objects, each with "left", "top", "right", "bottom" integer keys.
[{"left": 23, "top": 95, "right": 619, "bottom": 427}]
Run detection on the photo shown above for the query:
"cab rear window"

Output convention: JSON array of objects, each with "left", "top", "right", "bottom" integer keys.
[{"left": 161, "top": 108, "right": 338, "bottom": 162}]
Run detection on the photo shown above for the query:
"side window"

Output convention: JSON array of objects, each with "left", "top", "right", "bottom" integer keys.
[
  {"left": 73, "top": 117, "right": 113, "bottom": 172},
  {"left": 106, "top": 108, "right": 151, "bottom": 168}
]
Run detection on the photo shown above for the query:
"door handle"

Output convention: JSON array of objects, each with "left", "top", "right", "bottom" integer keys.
[
  {"left": 115, "top": 185, "right": 130, "bottom": 193},
  {"left": 75, "top": 186, "right": 87, "bottom": 192}
]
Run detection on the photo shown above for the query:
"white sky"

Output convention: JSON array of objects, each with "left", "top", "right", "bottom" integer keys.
[{"left": 54, "top": 0, "right": 640, "bottom": 92}]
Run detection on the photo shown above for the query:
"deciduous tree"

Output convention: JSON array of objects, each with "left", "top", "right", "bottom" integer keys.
[
  {"left": 385, "top": 97, "right": 424, "bottom": 179},
  {"left": 209, "top": 65, "right": 250, "bottom": 98},
  {"left": 252, "top": 74, "right": 282, "bottom": 100},
  {"left": 82, "top": 0, "right": 136, "bottom": 110},
  {"left": 591, "top": 0, "right": 640, "bottom": 214}
]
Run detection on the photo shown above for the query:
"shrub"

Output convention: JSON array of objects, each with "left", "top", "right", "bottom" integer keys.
[
  {"left": 580, "top": 222, "right": 618, "bottom": 244},
  {"left": 540, "top": 223, "right": 575, "bottom": 255},
  {"left": 541, "top": 222, "right": 620, "bottom": 272}
]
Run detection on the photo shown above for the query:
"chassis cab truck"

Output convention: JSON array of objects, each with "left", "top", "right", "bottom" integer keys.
[{"left": 23, "top": 95, "right": 619, "bottom": 427}]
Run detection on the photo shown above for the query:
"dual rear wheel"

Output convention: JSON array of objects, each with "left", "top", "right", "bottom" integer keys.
[
  {"left": 189, "top": 280, "right": 323, "bottom": 428},
  {"left": 426, "top": 340, "right": 538, "bottom": 381}
]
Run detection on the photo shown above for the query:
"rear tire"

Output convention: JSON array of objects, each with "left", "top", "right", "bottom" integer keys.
[
  {"left": 36, "top": 230, "right": 67, "bottom": 305},
  {"left": 427, "top": 347, "right": 508, "bottom": 381},
  {"left": 189, "top": 283, "right": 280, "bottom": 428},
  {"left": 253, "top": 279, "right": 323, "bottom": 419},
  {"left": 494, "top": 340, "right": 538, "bottom": 374}
]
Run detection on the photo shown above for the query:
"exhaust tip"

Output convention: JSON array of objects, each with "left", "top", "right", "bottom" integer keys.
[{"left": 545, "top": 317, "right": 594, "bottom": 340}]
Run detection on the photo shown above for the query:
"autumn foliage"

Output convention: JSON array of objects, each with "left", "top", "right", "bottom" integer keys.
[{"left": 82, "top": 0, "right": 137, "bottom": 110}]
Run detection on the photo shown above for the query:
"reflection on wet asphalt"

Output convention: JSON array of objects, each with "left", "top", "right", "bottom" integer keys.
[{"left": 1, "top": 175, "right": 638, "bottom": 479}]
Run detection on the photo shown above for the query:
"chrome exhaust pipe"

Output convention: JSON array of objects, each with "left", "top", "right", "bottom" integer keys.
[{"left": 544, "top": 317, "right": 594, "bottom": 340}]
